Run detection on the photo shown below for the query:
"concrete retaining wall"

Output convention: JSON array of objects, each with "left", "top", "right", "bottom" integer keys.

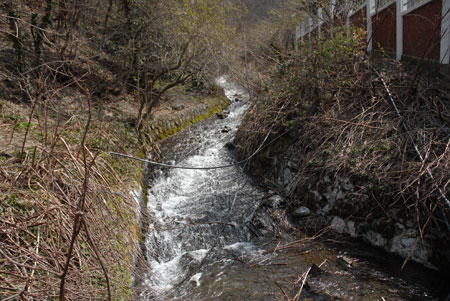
[{"left": 141, "top": 95, "right": 230, "bottom": 145}]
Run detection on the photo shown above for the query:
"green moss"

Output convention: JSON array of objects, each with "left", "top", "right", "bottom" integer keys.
[
  {"left": 143, "top": 94, "right": 229, "bottom": 144},
  {"left": 307, "top": 158, "right": 323, "bottom": 167},
  {"left": 3, "top": 194, "right": 34, "bottom": 212}
]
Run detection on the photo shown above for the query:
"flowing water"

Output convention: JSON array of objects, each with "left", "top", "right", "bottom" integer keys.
[{"left": 139, "top": 77, "right": 448, "bottom": 300}]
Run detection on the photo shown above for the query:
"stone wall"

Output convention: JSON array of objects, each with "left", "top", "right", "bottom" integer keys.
[
  {"left": 261, "top": 153, "right": 445, "bottom": 269},
  {"left": 142, "top": 95, "right": 230, "bottom": 144}
]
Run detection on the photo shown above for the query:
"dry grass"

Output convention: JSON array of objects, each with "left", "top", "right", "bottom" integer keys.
[
  {"left": 235, "top": 27, "right": 450, "bottom": 266},
  {"left": 0, "top": 73, "right": 146, "bottom": 299}
]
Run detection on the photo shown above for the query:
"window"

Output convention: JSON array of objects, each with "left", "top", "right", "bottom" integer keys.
[
  {"left": 370, "top": 0, "right": 395, "bottom": 14},
  {"left": 401, "top": 0, "right": 426, "bottom": 12}
]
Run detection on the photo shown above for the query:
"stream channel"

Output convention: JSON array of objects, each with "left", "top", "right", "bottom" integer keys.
[{"left": 139, "top": 77, "right": 448, "bottom": 300}]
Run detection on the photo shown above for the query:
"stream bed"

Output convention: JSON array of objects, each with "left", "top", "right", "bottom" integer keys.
[{"left": 139, "top": 77, "right": 448, "bottom": 300}]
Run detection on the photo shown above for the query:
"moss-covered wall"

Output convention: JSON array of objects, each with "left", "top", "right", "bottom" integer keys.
[{"left": 141, "top": 95, "right": 229, "bottom": 144}]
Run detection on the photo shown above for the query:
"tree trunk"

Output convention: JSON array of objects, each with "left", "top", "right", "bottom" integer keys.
[
  {"left": 32, "top": 0, "right": 53, "bottom": 66},
  {"left": 6, "top": 0, "right": 25, "bottom": 72}
]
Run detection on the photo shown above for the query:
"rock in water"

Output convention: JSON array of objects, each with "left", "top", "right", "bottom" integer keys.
[
  {"left": 267, "top": 195, "right": 284, "bottom": 208},
  {"left": 224, "top": 142, "right": 236, "bottom": 150},
  {"left": 309, "top": 264, "right": 325, "bottom": 277},
  {"left": 216, "top": 110, "right": 229, "bottom": 119}
]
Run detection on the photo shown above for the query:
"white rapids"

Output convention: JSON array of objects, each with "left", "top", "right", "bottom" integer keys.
[
  {"left": 140, "top": 76, "right": 265, "bottom": 299},
  {"left": 137, "top": 77, "right": 446, "bottom": 301}
]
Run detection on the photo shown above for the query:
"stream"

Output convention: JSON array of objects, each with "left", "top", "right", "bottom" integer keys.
[{"left": 139, "top": 76, "right": 448, "bottom": 300}]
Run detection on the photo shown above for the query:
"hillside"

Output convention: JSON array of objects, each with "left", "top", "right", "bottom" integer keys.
[
  {"left": 235, "top": 26, "right": 450, "bottom": 270},
  {"left": 0, "top": 0, "right": 235, "bottom": 299}
]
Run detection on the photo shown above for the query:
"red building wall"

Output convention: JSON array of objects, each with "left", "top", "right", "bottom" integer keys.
[
  {"left": 350, "top": 6, "right": 367, "bottom": 30},
  {"left": 297, "top": 0, "right": 444, "bottom": 62},
  {"left": 372, "top": 3, "right": 397, "bottom": 52},
  {"left": 403, "top": 0, "right": 441, "bottom": 60}
]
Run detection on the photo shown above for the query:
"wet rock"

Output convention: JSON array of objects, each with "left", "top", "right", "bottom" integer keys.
[
  {"left": 292, "top": 206, "right": 311, "bottom": 218},
  {"left": 216, "top": 110, "right": 229, "bottom": 119},
  {"left": 224, "top": 142, "right": 236, "bottom": 150},
  {"left": 308, "top": 264, "right": 325, "bottom": 277},
  {"left": 221, "top": 126, "right": 231, "bottom": 133},
  {"left": 336, "top": 255, "right": 358, "bottom": 268},
  {"left": 250, "top": 210, "right": 275, "bottom": 236},
  {"left": 234, "top": 98, "right": 240, "bottom": 102},
  {"left": 267, "top": 195, "right": 284, "bottom": 208}
]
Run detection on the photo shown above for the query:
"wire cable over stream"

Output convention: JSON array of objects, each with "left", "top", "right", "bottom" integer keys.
[
  {"left": 110, "top": 105, "right": 287, "bottom": 170},
  {"left": 110, "top": 132, "right": 268, "bottom": 171}
]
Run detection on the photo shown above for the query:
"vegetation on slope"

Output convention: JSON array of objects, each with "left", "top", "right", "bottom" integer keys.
[
  {"left": 0, "top": 90, "right": 143, "bottom": 299},
  {"left": 235, "top": 25, "right": 450, "bottom": 267},
  {"left": 0, "top": 0, "right": 238, "bottom": 299}
]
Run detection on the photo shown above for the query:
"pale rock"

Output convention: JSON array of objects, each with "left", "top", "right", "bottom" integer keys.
[
  {"left": 346, "top": 220, "right": 356, "bottom": 237},
  {"left": 312, "top": 190, "right": 321, "bottom": 200},
  {"left": 268, "top": 195, "right": 284, "bottom": 208},
  {"left": 342, "top": 178, "right": 354, "bottom": 191},
  {"left": 363, "top": 231, "right": 387, "bottom": 248},
  {"left": 336, "top": 190, "right": 346, "bottom": 200},
  {"left": 331, "top": 216, "right": 346, "bottom": 232},
  {"left": 390, "top": 235, "right": 429, "bottom": 264},
  {"left": 283, "top": 168, "right": 292, "bottom": 186}
]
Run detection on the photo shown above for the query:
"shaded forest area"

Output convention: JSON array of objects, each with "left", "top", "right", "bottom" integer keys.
[
  {"left": 0, "top": 0, "right": 243, "bottom": 299},
  {"left": 1, "top": 0, "right": 240, "bottom": 128}
]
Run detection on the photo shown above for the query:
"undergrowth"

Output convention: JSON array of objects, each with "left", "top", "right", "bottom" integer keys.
[
  {"left": 0, "top": 85, "right": 146, "bottom": 299},
  {"left": 236, "top": 26, "right": 450, "bottom": 266}
]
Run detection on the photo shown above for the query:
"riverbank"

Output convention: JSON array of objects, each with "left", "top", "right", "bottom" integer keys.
[
  {"left": 0, "top": 79, "right": 229, "bottom": 299},
  {"left": 234, "top": 31, "right": 450, "bottom": 271},
  {"left": 135, "top": 77, "right": 450, "bottom": 300}
]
